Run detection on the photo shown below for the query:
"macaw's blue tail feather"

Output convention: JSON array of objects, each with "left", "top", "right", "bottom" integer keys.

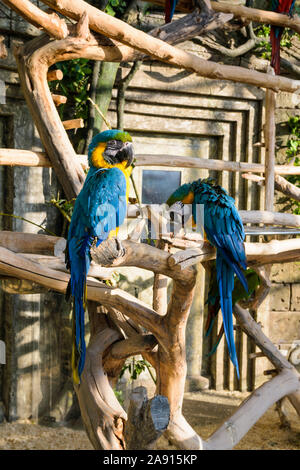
[
  {"left": 217, "top": 246, "right": 248, "bottom": 293},
  {"left": 216, "top": 252, "right": 242, "bottom": 379},
  {"left": 69, "top": 235, "right": 92, "bottom": 384}
]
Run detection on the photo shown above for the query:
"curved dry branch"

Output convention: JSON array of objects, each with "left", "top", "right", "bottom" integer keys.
[
  {"left": 12, "top": 0, "right": 300, "bottom": 93},
  {"left": 76, "top": 327, "right": 127, "bottom": 450},
  {"left": 0, "top": 245, "right": 162, "bottom": 334}
]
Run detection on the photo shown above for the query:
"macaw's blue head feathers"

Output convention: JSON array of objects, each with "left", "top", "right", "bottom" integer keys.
[
  {"left": 166, "top": 182, "right": 193, "bottom": 207},
  {"left": 88, "top": 129, "right": 134, "bottom": 169}
]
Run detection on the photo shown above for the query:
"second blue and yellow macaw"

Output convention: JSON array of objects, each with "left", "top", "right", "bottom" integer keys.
[
  {"left": 167, "top": 178, "right": 248, "bottom": 378},
  {"left": 66, "top": 129, "right": 134, "bottom": 384}
]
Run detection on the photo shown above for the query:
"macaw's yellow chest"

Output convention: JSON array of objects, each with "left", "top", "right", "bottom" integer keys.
[{"left": 91, "top": 143, "right": 132, "bottom": 203}]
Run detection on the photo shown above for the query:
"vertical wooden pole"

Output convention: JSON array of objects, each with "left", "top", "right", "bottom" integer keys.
[{"left": 264, "top": 68, "right": 276, "bottom": 212}]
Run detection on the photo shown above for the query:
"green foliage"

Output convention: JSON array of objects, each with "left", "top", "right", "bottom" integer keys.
[
  {"left": 105, "top": 0, "right": 129, "bottom": 18},
  {"left": 114, "top": 389, "right": 124, "bottom": 406},
  {"left": 49, "top": 59, "right": 93, "bottom": 121},
  {"left": 254, "top": 25, "right": 299, "bottom": 60},
  {"left": 120, "top": 358, "right": 156, "bottom": 383},
  {"left": 277, "top": 116, "right": 300, "bottom": 215},
  {"left": 49, "top": 197, "right": 76, "bottom": 222}
]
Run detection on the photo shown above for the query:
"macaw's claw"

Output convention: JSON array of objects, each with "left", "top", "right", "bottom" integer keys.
[{"left": 91, "top": 237, "right": 125, "bottom": 266}]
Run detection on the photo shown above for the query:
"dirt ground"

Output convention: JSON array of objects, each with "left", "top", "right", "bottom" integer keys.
[{"left": 0, "top": 389, "right": 299, "bottom": 450}]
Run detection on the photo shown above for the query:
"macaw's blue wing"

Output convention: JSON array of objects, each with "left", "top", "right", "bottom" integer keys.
[
  {"left": 194, "top": 190, "right": 248, "bottom": 378},
  {"left": 67, "top": 167, "right": 127, "bottom": 383}
]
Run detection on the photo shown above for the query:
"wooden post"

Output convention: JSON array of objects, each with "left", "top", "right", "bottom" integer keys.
[{"left": 264, "top": 68, "right": 276, "bottom": 212}]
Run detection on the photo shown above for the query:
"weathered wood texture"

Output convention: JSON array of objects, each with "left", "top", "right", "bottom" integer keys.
[{"left": 2, "top": 148, "right": 300, "bottom": 175}]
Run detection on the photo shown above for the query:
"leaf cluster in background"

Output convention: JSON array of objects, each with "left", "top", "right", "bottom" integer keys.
[
  {"left": 277, "top": 116, "right": 300, "bottom": 215},
  {"left": 105, "top": 0, "right": 129, "bottom": 17},
  {"left": 49, "top": 59, "right": 93, "bottom": 122},
  {"left": 254, "top": 24, "right": 299, "bottom": 61},
  {"left": 120, "top": 358, "right": 154, "bottom": 382}
]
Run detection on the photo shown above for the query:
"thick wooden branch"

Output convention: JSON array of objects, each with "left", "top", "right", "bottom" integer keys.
[
  {"left": 34, "top": 0, "right": 300, "bottom": 93},
  {"left": 238, "top": 210, "right": 300, "bottom": 227},
  {"left": 1, "top": 0, "right": 68, "bottom": 39},
  {"left": 0, "top": 246, "right": 161, "bottom": 334},
  {"left": 3, "top": 149, "right": 300, "bottom": 176},
  {"left": 0, "top": 230, "right": 65, "bottom": 256},
  {"left": 21, "top": 253, "right": 113, "bottom": 280},
  {"left": 0, "top": 148, "right": 88, "bottom": 170},
  {"left": 90, "top": 239, "right": 196, "bottom": 285}
]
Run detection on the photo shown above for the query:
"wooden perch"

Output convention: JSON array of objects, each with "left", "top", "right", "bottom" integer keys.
[
  {"left": 21, "top": 253, "right": 113, "bottom": 280},
  {"left": 0, "top": 148, "right": 88, "bottom": 170},
  {"left": 0, "top": 230, "right": 65, "bottom": 256},
  {"left": 1, "top": 0, "right": 68, "bottom": 39},
  {"left": 239, "top": 210, "right": 300, "bottom": 227},
  {"left": 51, "top": 94, "right": 67, "bottom": 106},
  {"left": 62, "top": 118, "right": 85, "bottom": 130},
  {"left": 128, "top": 204, "right": 300, "bottom": 227},
  {"left": 47, "top": 69, "right": 63, "bottom": 81},
  {"left": 124, "top": 387, "right": 170, "bottom": 450},
  {"left": 2, "top": 149, "right": 300, "bottom": 176}
]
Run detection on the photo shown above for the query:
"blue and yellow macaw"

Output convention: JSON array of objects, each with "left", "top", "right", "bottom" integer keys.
[
  {"left": 167, "top": 178, "right": 248, "bottom": 378},
  {"left": 66, "top": 129, "right": 134, "bottom": 384},
  {"left": 165, "top": 0, "right": 179, "bottom": 23},
  {"left": 270, "top": 0, "right": 296, "bottom": 74}
]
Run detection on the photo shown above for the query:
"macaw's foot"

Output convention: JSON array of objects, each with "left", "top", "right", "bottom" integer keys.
[{"left": 90, "top": 237, "right": 125, "bottom": 266}]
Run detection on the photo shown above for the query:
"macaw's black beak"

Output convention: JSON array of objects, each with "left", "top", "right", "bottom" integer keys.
[{"left": 117, "top": 141, "right": 134, "bottom": 168}]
